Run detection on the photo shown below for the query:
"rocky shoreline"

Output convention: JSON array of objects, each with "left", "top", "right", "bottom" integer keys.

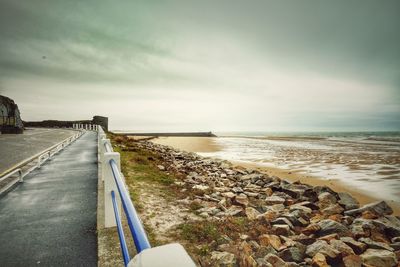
[{"left": 121, "top": 137, "right": 400, "bottom": 267}]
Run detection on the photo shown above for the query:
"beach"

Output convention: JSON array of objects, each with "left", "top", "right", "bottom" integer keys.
[{"left": 150, "top": 134, "right": 400, "bottom": 215}]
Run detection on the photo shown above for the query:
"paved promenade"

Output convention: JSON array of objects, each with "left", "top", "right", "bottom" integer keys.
[
  {"left": 0, "top": 128, "right": 77, "bottom": 175},
  {"left": 0, "top": 131, "right": 98, "bottom": 266}
]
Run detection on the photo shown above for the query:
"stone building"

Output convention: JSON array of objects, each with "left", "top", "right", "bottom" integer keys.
[{"left": 0, "top": 95, "right": 23, "bottom": 134}]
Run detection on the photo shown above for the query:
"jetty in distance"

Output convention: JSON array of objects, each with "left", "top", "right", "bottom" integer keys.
[{"left": 111, "top": 131, "right": 217, "bottom": 137}]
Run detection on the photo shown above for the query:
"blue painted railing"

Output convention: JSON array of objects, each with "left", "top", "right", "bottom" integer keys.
[
  {"left": 103, "top": 138, "right": 151, "bottom": 266},
  {"left": 109, "top": 159, "right": 151, "bottom": 253}
]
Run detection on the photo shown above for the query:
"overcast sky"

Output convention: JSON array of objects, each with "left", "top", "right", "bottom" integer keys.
[{"left": 0, "top": 0, "right": 399, "bottom": 131}]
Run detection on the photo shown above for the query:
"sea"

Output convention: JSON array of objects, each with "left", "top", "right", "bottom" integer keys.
[{"left": 198, "top": 131, "right": 400, "bottom": 204}]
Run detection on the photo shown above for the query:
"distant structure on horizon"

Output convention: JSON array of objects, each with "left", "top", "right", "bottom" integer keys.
[
  {"left": 24, "top": 115, "right": 108, "bottom": 132},
  {"left": 0, "top": 95, "right": 24, "bottom": 134}
]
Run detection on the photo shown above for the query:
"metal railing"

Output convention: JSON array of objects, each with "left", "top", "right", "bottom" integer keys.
[
  {"left": 0, "top": 129, "right": 85, "bottom": 194},
  {"left": 98, "top": 127, "right": 195, "bottom": 267}
]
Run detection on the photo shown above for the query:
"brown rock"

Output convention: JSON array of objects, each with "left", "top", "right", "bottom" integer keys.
[
  {"left": 245, "top": 207, "right": 261, "bottom": 220},
  {"left": 264, "top": 253, "right": 287, "bottom": 267},
  {"left": 259, "top": 234, "right": 282, "bottom": 250},
  {"left": 265, "top": 195, "right": 286, "bottom": 205},
  {"left": 306, "top": 240, "right": 340, "bottom": 259},
  {"left": 330, "top": 239, "right": 355, "bottom": 256},
  {"left": 272, "top": 224, "right": 292, "bottom": 236},
  {"left": 318, "top": 192, "right": 337, "bottom": 209},
  {"left": 345, "top": 201, "right": 393, "bottom": 217},
  {"left": 260, "top": 210, "right": 279, "bottom": 222},
  {"left": 322, "top": 204, "right": 344, "bottom": 216},
  {"left": 340, "top": 237, "right": 367, "bottom": 254},
  {"left": 312, "top": 253, "right": 329, "bottom": 267},
  {"left": 343, "top": 254, "right": 362, "bottom": 267},
  {"left": 302, "top": 223, "right": 321, "bottom": 235},
  {"left": 234, "top": 195, "right": 249, "bottom": 206}
]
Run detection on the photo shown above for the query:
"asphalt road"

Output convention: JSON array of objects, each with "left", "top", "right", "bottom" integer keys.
[
  {"left": 0, "top": 131, "right": 98, "bottom": 266},
  {"left": 0, "top": 128, "right": 77, "bottom": 175}
]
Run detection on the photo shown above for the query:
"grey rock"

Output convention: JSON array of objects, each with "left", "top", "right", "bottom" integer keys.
[
  {"left": 360, "top": 248, "right": 398, "bottom": 267},
  {"left": 318, "top": 192, "right": 337, "bottom": 209},
  {"left": 344, "top": 201, "right": 393, "bottom": 217},
  {"left": 210, "top": 251, "right": 236, "bottom": 266},
  {"left": 306, "top": 240, "right": 340, "bottom": 259},
  {"left": 317, "top": 219, "right": 350, "bottom": 237},
  {"left": 278, "top": 246, "right": 305, "bottom": 263},
  {"left": 265, "top": 195, "right": 286, "bottom": 205},
  {"left": 338, "top": 192, "right": 360, "bottom": 210},
  {"left": 359, "top": 237, "right": 394, "bottom": 251}
]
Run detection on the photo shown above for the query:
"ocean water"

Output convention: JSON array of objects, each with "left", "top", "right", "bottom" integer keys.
[{"left": 199, "top": 132, "right": 400, "bottom": 204}]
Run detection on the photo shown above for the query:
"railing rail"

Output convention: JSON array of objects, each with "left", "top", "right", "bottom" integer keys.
[
  {"left": 98, "top": 127, "right": 195, "bottom": 267},
  {"left": 0, "top": 128, "right": 86, "bottom": 194}
]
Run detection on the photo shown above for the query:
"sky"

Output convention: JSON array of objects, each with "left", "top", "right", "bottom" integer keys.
[{"left": 0, "top": 0, "right": 399, "bottom": 132}]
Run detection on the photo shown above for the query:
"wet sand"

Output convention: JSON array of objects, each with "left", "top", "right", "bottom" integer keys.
[{"left": 151, "top": 136, "right": 400, "bottom": 215}]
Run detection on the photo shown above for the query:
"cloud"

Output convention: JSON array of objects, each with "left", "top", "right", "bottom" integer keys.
[{"left": 0, "top": 0, "right": 399, "bottom": 131}]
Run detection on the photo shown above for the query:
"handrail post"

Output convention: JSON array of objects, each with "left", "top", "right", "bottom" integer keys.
[
  {"left": 101, "top": 139, "right": 111, "bottom": 181},
  {"left": 104, "top": 152, "right": 121, "bottom": 228}
]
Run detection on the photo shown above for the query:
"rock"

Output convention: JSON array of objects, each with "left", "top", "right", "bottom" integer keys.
[
  {"left": 321, "top": 204, "right": 344, "bottom": 216},
  {"left": 360, "top": 249, "right": 398, "bottom": 267},
  {"left": 345, "top": 201, "right": 393, "bottom": 217},
  {"left": 234, "top": 195, "right": 249, "bottom": 206},
  {"left": 330, "top": 239, "right": 355, "bottom": 256},
  {"left": 306, "top": 240, "right": 340, "bottom": 259},
  {"left": 221, "top": 192, "right": 236, "bottom": 198},
  {"left": 259, "top": 234, "right": 282, "bottom": 250},
  {"left": 157, "top": 165, "right": 165, "bottom": 171},
  {"left": 358, "top": 237, "right": 394, "bottom": 251},
  {"left": 312, "top": 253, "right": 329, "bottom": 267},
  {"left": 259, "top": 210, "right": 279, "bottom": 222},
  {"left": 272, "top": 224, "right": 292, "bottom": 236},
  {"left": 318, "top": 192, "right": 337, "bottom": 209},
  {"left": 240, "top": 254, "right": 257, "bottom": 267},
  {"left": 342, "top": 254, "right": 362, "bottom": 267},
  {"left": 225, "top": 206, "right": 244, "bottom": 216},
  {"left": 265, "top": 195, "right": 286, "bottom": 205},
  {"left": 210, "top": 251, "right": 236, "bottom": 266},
  {"left": 192, "top": 185, "right": 209, "bottom": 191},
  {"left": 272, "top": 217, "right": 294, "bottom": 229},
  {"left": 279, "top": 246, "right": 305, "bottom": 263},
  {"left": 245, "top": 207, "right": 261, "bottom": 220},
  {"left": 338, "top": 192, "right": 360, "bottom": 210},
  {"left": 264, "top": 253, "right": 287, "bottom": 267},
  {"left": 317, "top": 219, "right": 350, "bottom": 237},
  {"left": 373, "top": 215, "right": 400, "bottom": 238},
  {"left": 256, "top": 258, "right": 273, "bottom": 267},
  {"left": 340, "top": 237, "right": 367, "bottom": 254},
  {"left": 302, "top": 223, "right": 321, "bottom": 235}
]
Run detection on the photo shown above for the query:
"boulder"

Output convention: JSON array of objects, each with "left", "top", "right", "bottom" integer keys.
[
  {"left": 312, "top": 253, "right": 329, "bottom": 267},
  {"left": 234, "top": 195, "right": 249, "bottom": 206},
  {"left": 330, "top": 239, "right": 355, "bottom": 256},
  {"left": 358, "top": 237, "right": 394, "bottom": 251},
  {"left": 342, "top": 254, "right": 362, "bottom": 267},
  {"left": 264, "top": 253, "right": 287, "bottom": 267},
  {"left": 265, "top": 195, "right": 286, "bottom": 205},
  {"left": 340, "top": 237, "right": 367, "bottom": 254},
  {"left": 245, "top": 207, "right": 261, "bottom": 220},
  {"left": 259, "top": 234, "right": 282, "bottom": 250},
  {"left": 210, "top": 251, "right": 236, "bottom": 266},
  {"left": 317, "top": 219, "right": 350, "bottom": 237},
  {"left": 278, "top": 246, "right": 305, "bottom": 263},
  {"left": 321, "top": 204, "right": 344, "bottom": 216},
  {"left": 338, "top": 192, "right": 360, "bottom": 210},
  {"left": 306, "top": 240, "right": 340, "bottom": 259},
  {"left": 360, "top": 249, "right": 398, "bottom": 267},
  {"left": 344, "top": 201, "right": 393, "bottom": 217},
  {"left": 318, "top": 192, "right": 337, "bottom": 209}
]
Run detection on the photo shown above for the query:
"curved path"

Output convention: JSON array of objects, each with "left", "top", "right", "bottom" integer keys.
[{"left": 0, "top": 131, "right": 98, "bottom": 266}]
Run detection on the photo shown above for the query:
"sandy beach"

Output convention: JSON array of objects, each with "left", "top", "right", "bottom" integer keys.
[{"left": 150, "top": 136, "right": 400, "bottom": 215}]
